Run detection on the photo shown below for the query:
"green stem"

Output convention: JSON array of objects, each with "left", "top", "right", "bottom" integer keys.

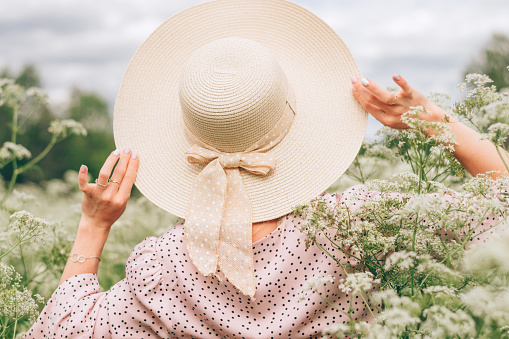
[
  {"left": 410, "top": 215, "right": 418, "bottom": 296},
  {"left": 323, "top": 233, "right": 363, "bottom": 262},
  {"left": 0, "top": 316, "right": 9, "bottom": 338},
  {"left": 495, "top": 145, "right": 509, "bottom": 174},
  {"left": 1, "top": 159, "right": 18, "bottom": 204},
  {"left": 315, "top": 290, "right": 352, "bottom": 320},
  {"left": 418, "top": 212, "right": 499, "bottom": 288},
  {"left": 364, "top": 289, "right": 381, "bottom": 313},
  {"left": 12, "top": 318, "right": 18, "bottom": 339},
  {"left": 358, "top": 292, "right": 376, "bottom": 320},
  {"left": 19, "top": 243, "right": 27, "bottom": 282},
  {"left": 0, "top": 240, "right": 22, "bottom": 261},
  {"left": 1, "top": 105, "right": 19, "bottom": 204},
  {"left": 17, "top": 136, "right": 57, "bottom": 174},
  {"left": 11, "top": 105, "right": 18, "bottom": 144}
]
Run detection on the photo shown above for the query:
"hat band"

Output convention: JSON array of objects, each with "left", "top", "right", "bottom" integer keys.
[{"left": 183, "top": 85, "right": 296, "bottom": 299}]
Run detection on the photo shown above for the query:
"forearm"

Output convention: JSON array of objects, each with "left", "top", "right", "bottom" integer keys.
[
  {"left": 429, "top": 107, "right": 509, "bottom": 177},
  {"left": 59, "top": 218, "right": 110, "bottom": 285},
  {"left": 445, "top": 114, "right": 509, "bottom": 177}
]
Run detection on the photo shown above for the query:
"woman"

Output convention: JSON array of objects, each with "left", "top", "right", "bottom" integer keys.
[{"left": 25, "top": 1, "right": 507, "bottom": 338}]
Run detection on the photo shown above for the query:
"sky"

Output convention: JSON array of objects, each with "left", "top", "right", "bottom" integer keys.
[{"left": 1, "top": 0, "right": 509, "bottom": 138}]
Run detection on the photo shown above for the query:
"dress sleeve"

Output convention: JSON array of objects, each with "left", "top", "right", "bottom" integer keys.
[{"left": 23, "top": 236, "right": 165, "bottom": 339}]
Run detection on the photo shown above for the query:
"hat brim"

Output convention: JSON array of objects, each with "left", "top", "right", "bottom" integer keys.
[{"left": 113, "top": 0, "right": 367, "bottom": 222}]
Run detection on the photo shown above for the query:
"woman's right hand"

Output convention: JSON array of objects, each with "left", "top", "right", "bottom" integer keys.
[
  {"left": 78, "top": 148, "right": 139, "bottom": 233},
  {"left": 351, "top": 74, "right": 446, "bottom": 130}
]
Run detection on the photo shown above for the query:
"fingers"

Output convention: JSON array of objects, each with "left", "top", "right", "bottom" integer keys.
[
  {"left": 352, "top": 89, "right": 397, "bottom": 126},
  {"left": 392, "top": 74, "right": 413, "bottom": 95},
  {"left": 353, "top": 77, "right": 395, "bottom": 106},
  {"left": 109, "top": 147, "right": 132, "bottom": 189},
  {"left": 79, "top": 148, "right": 139, "bottom": 199},
  {"left": 78, "top": 165, "right": 94, "bottom": 195},
  {"left": 96, "top": 149, "right": 121, "bottom": 186},
  {"left": 118, "top": 152, "right": 139, "bottom": 198}
]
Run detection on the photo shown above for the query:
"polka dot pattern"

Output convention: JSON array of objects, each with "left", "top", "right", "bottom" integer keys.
[{"left": 24, "top": 185, "right": 506, "bottom": 338}]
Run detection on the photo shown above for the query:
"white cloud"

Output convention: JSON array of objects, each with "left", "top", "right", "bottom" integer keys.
[{"left": 1, "top": 0, "right": 509, "bottom": 137}]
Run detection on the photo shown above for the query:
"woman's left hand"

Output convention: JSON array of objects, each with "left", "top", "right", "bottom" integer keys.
[
  {"left": 78, "top": 148, "right": 139, "bottom": 233},
  {"left": 351, "top": 74, "right": 446, "bottom": 129}
]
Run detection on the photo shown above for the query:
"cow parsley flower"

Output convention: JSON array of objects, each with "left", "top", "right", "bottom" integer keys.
[
  {"left": 0, "top": 142, "right": 32, "bottom": 161},
  {"left": 0, "top": 79, "right": 26, "bottom": 107},
  {"left": 338, "top": 272, "right": 380, "bottom": 296},
  {"left": 48, "top": 119, "right": 87, "bottom": 139},
  {"left": 321, "top": 323, "right": 350, "bottom": 338},
  {"left": 482, "top": 122, "right": 509, "bottom": 146},
  {"left": 296, "top": 274, "right": 334, "bottom": 302},
  {"left": 384, "top": 251, "right": 417, "bottom": 271},
  {"left": 0, "top": 263, "right": 45, "bottom": 323},
  {"left": 9, "top": 210, "right": 50, "bottom": 244},
  {"left": 421, "top": 306, "right": 476, "bottom": 338}
]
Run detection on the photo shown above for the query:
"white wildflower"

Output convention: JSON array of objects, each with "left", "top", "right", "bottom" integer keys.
[
  {"left": 484, "top": 122, "right": 509, "bottom": 146},
  {"left": 421, "top": 305, "right": 476, "bottom": 338},
  {"left": 303, "top": 274, "right": 335, "bottom": 290},
  {"left": 0, "top": 79, "right": 25, "bottom": 107},
  {"left": 0, "top": 142, "right": 32, "bottom": 161},
  {"left": 423, "top": 285, "right": 456, "bottom": 297},
  {"left": 338, "top": 272, "right": 380, "bottom": 296},
  {"left": 321, "top": 323, "right": 350, "bottom": 338},
  {"left": 9, "top": 210, "right": 50, "bottom": 244},
  {"left": 296, "top": 274, "right": 334, "bottom": 302},
  {"left": 12, "top": 190, "right": 36, "bottom": 204},
  {"left": 384, "top": 251, "right": 416, "bottom": 270},
  {"left": 416, "top": 259, "right": 463, "bottom": 282},
  {"left": 465, "top": 73, "right": 494, "bottom": 87},
  {"left": 0, "top": 286, "right": 44, "bottom": 323},
  {"left": 461, "top": 285, "right": 509, "bottom": 327},
  {"left": 364, "top": 144, "right": 393, "bottom": 159},
  {"left": 462, "top": 232, "right": 509, "bottom": 275},
  {"left": 374, "top": 307, "right": 421, "bottom": 337},
  {"left": 428, "top": 91, "right": 452, "bottom": 111},
  {"left": 48, "top": 119, "right": 87, "bottom": 139},
  {"left": 0, "top": 263, "right": 21, "bottom": 287},
  {"left": 25, "top": 86, "right": 48, "bottom": 101}
]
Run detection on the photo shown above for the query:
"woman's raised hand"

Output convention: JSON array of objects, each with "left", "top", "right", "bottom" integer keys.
[
  {"left": 351, "top": 74, "right": 446, "bottom": 129},
  {"left": 78, "top": 148, "right": 139, "bottom": 233}
]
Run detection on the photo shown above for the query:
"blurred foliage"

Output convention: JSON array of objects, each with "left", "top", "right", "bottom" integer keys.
[
  {"left": 0, "top": 65, "right": 115, "bottom": 183},
  {"left": 465, "top": 33, "right": 509, "bottom": 91}
]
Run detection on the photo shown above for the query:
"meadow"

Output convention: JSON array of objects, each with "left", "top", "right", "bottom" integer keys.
[{"left": 1, "top": 70, "right": 509, "bottom": 338}]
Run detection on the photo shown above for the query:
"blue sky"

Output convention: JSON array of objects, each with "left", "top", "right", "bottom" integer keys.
[{"left": 1, "top": 0, "right": 509, "bottom": 137}]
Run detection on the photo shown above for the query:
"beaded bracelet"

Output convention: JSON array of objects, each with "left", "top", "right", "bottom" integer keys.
[{"left": 70, "top": 253, "right": 101, "bottom": 263}]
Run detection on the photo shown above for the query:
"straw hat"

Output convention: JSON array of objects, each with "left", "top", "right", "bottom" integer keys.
[{"left": 114, "top": 0, "right": 367, "bottom": 223}]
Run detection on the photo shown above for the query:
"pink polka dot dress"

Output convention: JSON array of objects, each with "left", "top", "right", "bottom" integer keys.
[{"left": 24, "top": 185, "right": 503, "bottom": 338}]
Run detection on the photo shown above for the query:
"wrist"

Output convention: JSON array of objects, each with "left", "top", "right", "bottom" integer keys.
[
  {"left": 79, "top": 215, "right": 113, "bottom": 235},
  {"left": 73, "top": 223, "right": 109, "bottom": 257}
]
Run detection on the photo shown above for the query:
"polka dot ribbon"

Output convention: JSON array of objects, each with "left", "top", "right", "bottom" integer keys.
[{"left": 183, "top": 87, "right": 296, "bottom": 299}]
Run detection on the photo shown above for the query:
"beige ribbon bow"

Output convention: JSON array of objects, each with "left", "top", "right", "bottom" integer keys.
[{"left": 183, "top": 88, "right": 296, "bottom": 299}]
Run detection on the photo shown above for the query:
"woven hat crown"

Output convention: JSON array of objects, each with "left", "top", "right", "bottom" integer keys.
[{"left": 179, "top": 37, "right": 289, "bottom": 152}]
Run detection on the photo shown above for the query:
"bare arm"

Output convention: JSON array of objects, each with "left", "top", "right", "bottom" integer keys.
[
  {"left": 351, "top": 74, "right": 508, "bottom": 177},
  {"left": 59, "top": 148, "right": 139, "bottom": 285}
]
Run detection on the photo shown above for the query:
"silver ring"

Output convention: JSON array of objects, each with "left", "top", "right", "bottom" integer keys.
[
  {"left": 109, "top": 178, "right": 121, "bottom": 185},
  {"left": 95, "top": 179, "right": 108, "bottom": 187}
]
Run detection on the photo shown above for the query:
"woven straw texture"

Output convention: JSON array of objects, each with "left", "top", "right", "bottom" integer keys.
[{"left": 113, "top": 0, "right": 368, "bottom": 222}]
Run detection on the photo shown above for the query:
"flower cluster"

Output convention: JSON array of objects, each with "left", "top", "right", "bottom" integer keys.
[
  {"left": 48, "top": 119, "right": 88, "bottom": 140},
  {"left": 296, "top": 71, "right": 509, "bottom": 338},
  {"left": 0, "top": 263, "right": 45, "bottom": 327},
  {"left": 9, "top": 210, "right": 50, "bottom": 245},
  {"left": 0, "top": 142, "right": 31, "bottom": 163}
]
